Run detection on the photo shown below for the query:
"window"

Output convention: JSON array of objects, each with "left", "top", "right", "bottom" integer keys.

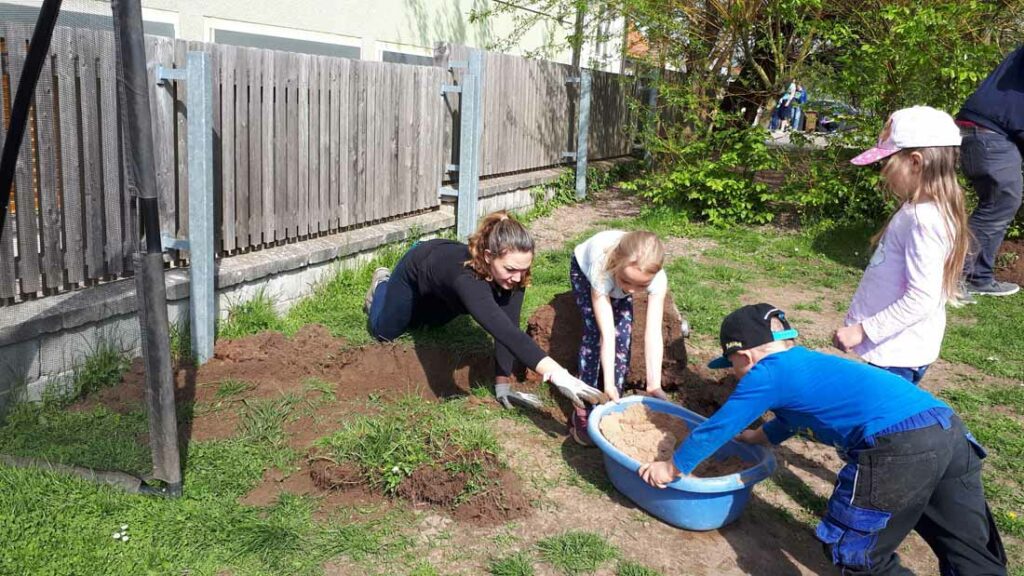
[
  {"left": 206, "top": 19, "right": 360, "bottom": 59},
  {"left": 382, "top": 51, "right": 433, "bottom": 67}
]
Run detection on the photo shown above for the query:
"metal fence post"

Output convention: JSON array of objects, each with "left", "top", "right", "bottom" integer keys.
[
  {"left": 157, "top": 51, "right": 215, "bottom": 365},
  {"left": 575, "top": 69, "right": 591, "bottom": 200},
  {"left": 187, "top": 51, "right": 215, "bottom": 365},
  {"left": 456, "top": 49, "right": 483, "bottom": 242}
]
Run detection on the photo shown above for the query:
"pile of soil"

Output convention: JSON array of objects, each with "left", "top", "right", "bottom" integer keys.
[
  {"left": 600, "top": 404, "right": 751, "bottom": 478},
  {"left": 996, "top": 239, "right": 1024, "bottom": 286},
  {"left": 312, "top": 449, "right": 530, "bottom": 525},
  {"left": 526, "top": 291, "right": 689, "bottom": 389}
]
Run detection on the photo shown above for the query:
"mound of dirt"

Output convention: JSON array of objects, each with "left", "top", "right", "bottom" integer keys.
[
  {"left": 526, "top": 291, "right": 689, "bottom": 389},
  {"left": 996, "top": 239, "right": 1024, "bottom": 287},
  {"left": 600, "top": 404, "right": 751, "bottom": 478},
  {"left": 313, "top": 450, "right": 528, "bottom": 525}
]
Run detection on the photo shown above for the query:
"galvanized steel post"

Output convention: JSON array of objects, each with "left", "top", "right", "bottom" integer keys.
[
  {"left": 575, "top": 69, "right": 591, "bottom": 200},
  {"left": 456, "top": 49, "right": 484, "bottom": 242},
  {"left": 187, "top": 51, "right": 215, "bottom": 365}
]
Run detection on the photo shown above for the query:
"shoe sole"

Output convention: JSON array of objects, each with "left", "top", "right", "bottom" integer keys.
[
  {"left": 364, "top": 269, "right": 390, "bottom": 313},
  {"left": 967, "top": 287, "right": 1020, "bottom": 297}
]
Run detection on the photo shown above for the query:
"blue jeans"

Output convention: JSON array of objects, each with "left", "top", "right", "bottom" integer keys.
[
  {"left": 960, "top": 129, "right": 1024, "bottom": 285},
  {"left": 871, "top": 364, "right": 930, "bottom": 386}
]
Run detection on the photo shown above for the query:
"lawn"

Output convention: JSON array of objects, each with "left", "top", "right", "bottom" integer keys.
[{"left": 0, "top": 191, "right": 1021, "bottom": 575}]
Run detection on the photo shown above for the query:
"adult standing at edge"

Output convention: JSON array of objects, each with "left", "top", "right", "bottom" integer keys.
[
  {"left": 956, "top": 45, "right": 1024, "bottom": 298},
  {"left": 363, "top": 211, "right": 603, "bottom": 411}
]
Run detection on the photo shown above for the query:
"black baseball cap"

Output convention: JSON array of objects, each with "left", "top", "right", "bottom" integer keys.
[{"left": 708, "top": 303, "right": 799, "bottom": 369}]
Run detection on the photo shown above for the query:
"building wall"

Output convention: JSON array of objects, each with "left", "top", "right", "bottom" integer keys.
[{"left": 138, "top": 0, "right": 624, "bottom": 71}]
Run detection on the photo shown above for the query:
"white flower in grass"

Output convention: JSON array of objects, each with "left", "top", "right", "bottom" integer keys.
[
  {"left": 391, "top": 466, "right": 400, "bottom": 474},
  {"left": 112, "top": 532, "right": 122, "bottom": 539},
  {"left": 120, "top": 524, "right": 128, "bottom": 531},
  {"left": 121, "top": 535, "right": 130, "bottom": 542}
]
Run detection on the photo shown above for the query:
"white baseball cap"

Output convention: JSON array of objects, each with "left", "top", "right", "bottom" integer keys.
[{"left": 851, "top": 105, "right": 962, "bottom": 166}]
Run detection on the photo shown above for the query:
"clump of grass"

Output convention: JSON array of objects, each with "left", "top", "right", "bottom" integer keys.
[
  {"left": 72, "top": 338, "right": 131, "bottom": 400},
  {"left": 490, "top": 551, "right": 535, "bottom": 576},
  {"left": 214, "top": 379, "right": 255, "bottom": 400},
  {"left": 537, "top": 531, "right": 618, "bottom": 575},
  {"left": 617, "top": 561, "right": 664, "bottom": 576},
  {"left": 219, "top": 289, "right": 284, "bottom": 340},
  {"left": 237, "top": 395, "right": 300, "bottom": 469},
  {"left": 316, "top": 395, "right": 500, "bottom": 496},
  {"left": 169, "top": 318, "right": 194, "bottom": 366},
  {"left": 302, "top": 377, "right": 337, "bottom": 406}
]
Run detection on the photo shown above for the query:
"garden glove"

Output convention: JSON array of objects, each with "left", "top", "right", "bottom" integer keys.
[
  {"left": 545, "top": 368, "right": 604, "bottom": 408},
  {"left": 495, "top": 382, "right": 543, "bottom": 410}
]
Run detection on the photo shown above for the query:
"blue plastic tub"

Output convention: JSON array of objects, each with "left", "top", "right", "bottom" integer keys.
[{"left": 587, "top": 395, "right": 776, "bottom": 531}]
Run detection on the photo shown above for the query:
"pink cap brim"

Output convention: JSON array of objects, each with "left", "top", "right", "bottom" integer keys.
[{"left": 851, "top": 146, "right": 899, "bottom": 166}]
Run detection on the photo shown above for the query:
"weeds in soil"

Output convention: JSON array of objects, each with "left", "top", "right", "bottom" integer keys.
[
  {"left": 316, "top": 395, "right": 500, "bottom": 496},
  {"left": 219, "top": 288, "right": 284, "bottom": 340},
  {"left": 238, "top": 395, "right": 300, "bottom": 470},
  {"left": 616, "top": 561, "right": 664, "bottom": 576},
  {"left": 537, "top": 531, "right": 619, "bottom": 575},
  {"left": 57, "top": 337, "right": 132, "bottom": 404},
  {"left": 169, "top": 318, "right": 194, "bottom": 366},
  {"left": 214, "top": 378, "right": 255, "bottom": 399},
  {"left": 490, "top": 551, "right": 536, "bottom": 576}
]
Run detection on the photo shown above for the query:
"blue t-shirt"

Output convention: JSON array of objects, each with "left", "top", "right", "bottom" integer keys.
[{"left": 673, "top": 346, "right": 949, "bottom": 474}]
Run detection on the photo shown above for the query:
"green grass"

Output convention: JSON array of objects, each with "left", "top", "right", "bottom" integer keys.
[
  {"left": 489, "top": 551, "right": 535, "bottom": 576},
  {"left": 616, "top": 561, "right": 664, "bottom": 576},
  {"left": 536, "top": 531, "right": 618, "bottom": 575},
  {"left": 945, "top": 298, "right": 1024, "bottom": 381},
  {"left": 0, "top": 404, "right": 150, "bottom": 474},
  {"left": 218, "top": 288, "right": 285, "bottom": 340},
  {"left": 316, "top": 395, "right": 501, "bottom": 496},
  {"left": 0, "top": 433, "right": 407, "bottom": 575},
  {"left": 941, "top": 384, "right": 1024, "bottom": 539},
  {"left": 214, "top": 378, "right": 255, "bottom": 399}
]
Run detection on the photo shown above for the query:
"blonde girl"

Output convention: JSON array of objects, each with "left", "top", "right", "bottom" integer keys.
[
  {"left": 834, "top": 106, "right": 970, "bottom": 385},
  {"left": 568, "top": 230, "right": 669, "bottom": 445}
]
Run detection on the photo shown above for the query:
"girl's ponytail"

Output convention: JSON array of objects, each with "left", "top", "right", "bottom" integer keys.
[{"left": 465, "top": 211, "right": 535, "bottom": 285}]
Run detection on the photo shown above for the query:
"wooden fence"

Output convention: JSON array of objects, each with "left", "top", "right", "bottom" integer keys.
[
  {"left": 0, "top": 27, "right": 635, "bottom": 303},
  {"left": 442, "top": 46, "right": 635, "bottom": 180}
]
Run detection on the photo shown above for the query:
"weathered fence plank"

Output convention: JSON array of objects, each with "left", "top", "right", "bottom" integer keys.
[
  {"left": 248, "top": 47, "right": 263, "bottom": 245},
  {"left": 297, "top": 53, "right": 309, "bottom": 237},
  {"left": 149, "top": 36, "right": 176, "bottom": 259},
  {"left": 36, "top": 40, "right": 62, "bottom": 290},
  {"left": 219, "top": 44, "right": 236, "bottom": 252},
  {"left": 6, "top": 24, "right": 42, "bottom": 293},
  {"left": 97, "top": 31, "right": 125, "bottom": 276},
  {"left": 234, "top": 47, "right": 250, "bottom": 250}
]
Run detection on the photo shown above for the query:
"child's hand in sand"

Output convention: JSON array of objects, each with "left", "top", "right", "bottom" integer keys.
[
  {"left": 734, "top": 428, "right": 769, "bottom": 446},
  {"left": 604, "top": 385, "right": 621, "bottom": 404},
  {"left": 639, "top": 460, "right": 681, "bottom": 488}
]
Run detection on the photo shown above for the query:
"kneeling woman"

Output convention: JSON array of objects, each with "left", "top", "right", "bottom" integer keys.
[{"left": 364, "top": 211, "right": 600, "bottom": 409}]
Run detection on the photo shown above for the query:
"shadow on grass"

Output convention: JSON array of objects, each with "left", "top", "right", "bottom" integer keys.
[{"left": 808, "top": 221, "right": 875, "bottom": 270}]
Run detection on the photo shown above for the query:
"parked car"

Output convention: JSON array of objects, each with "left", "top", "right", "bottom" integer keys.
[{"left": 804, "top": 100, "right": 860, "bottom": 133}]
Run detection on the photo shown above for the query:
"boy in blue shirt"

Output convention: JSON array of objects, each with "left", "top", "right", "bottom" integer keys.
[{"left": 639, "top": 303, "right": 1006, "bottom": 575}]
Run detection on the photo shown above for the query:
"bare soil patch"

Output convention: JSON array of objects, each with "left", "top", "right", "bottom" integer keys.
[
  {"left": 528, "top": 187, "right": 642, "bottom": 252},
  {"left": 996, "top": 239, "right": 1024, "bottom": 286}
]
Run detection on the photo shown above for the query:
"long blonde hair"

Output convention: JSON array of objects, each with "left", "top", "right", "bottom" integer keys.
[
  {"left": 874, "top": 147, "right": 971, "bottom": 300},
  {"left": 605, "top": 231, "right": 665, "bottom": 277},
  {"left": 465, "top": 211, "right": 534, "bottom": 287}
]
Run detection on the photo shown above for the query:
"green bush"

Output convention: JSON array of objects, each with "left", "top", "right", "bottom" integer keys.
[{"left": 623, "top": 125, "right": 780, "bottom": 226}]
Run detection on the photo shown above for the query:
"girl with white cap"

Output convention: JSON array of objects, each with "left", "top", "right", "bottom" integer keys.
[{"left": 833, "top": 106, "right": 971, "bottom": 385}]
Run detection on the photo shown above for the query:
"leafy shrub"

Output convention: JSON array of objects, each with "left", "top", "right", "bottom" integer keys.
[{"left": 623, "top": 125, "right": 780, "bottom": 226}]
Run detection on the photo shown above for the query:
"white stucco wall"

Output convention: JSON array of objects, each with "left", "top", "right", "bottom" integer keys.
[{"left": 138, "top": 0, "right": 624, "bottom": 71}]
